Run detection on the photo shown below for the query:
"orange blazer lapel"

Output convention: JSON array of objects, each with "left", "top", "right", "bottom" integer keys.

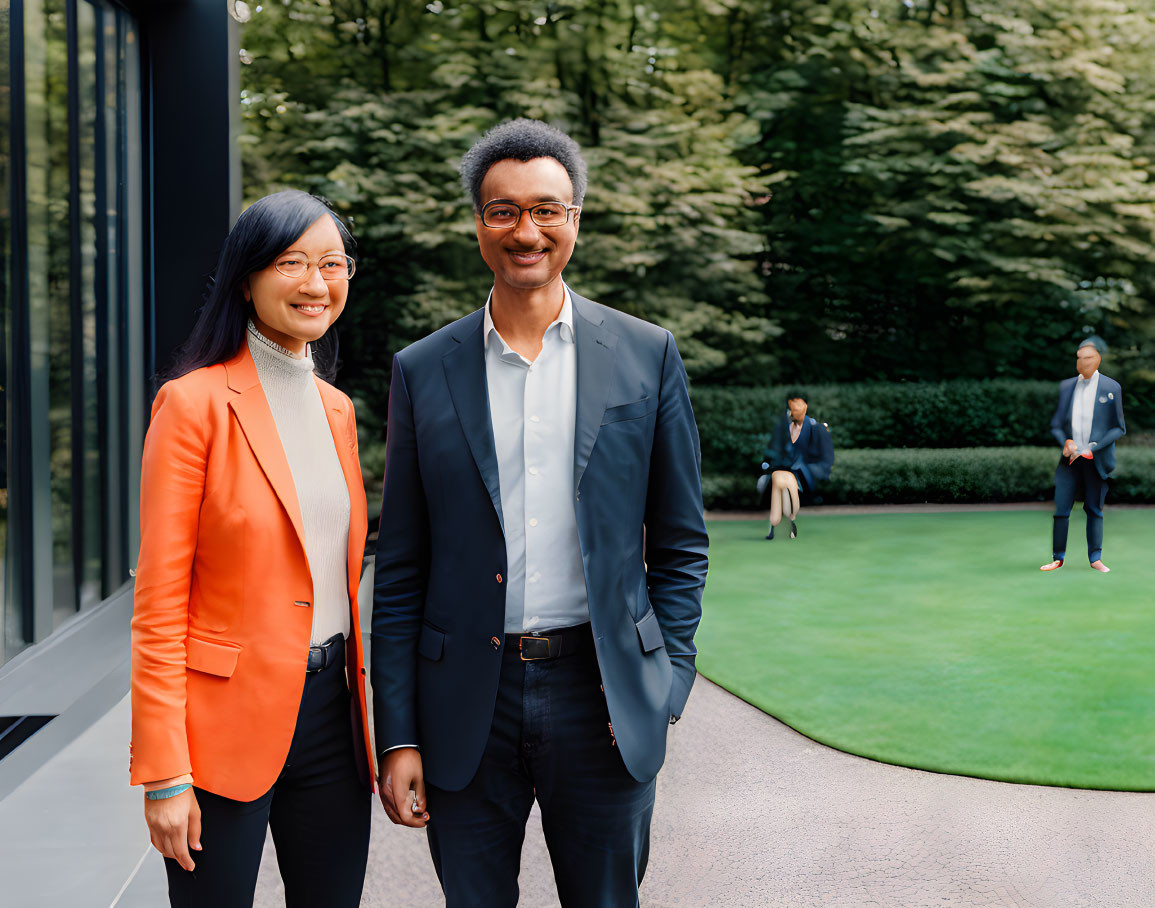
[
  {"left": 223, "top": 346, "right": 309, "bottom": 557},
  {"left": 317, "top": 379, "right": 368, "bottom": 600}
]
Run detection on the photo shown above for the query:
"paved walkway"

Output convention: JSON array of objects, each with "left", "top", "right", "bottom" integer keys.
[
  {"left": 2, "top": 675, "right": 1153, "bottom": 906},
  {"left": 253, "top": 676, "right": 1153, "bottom": 907}
]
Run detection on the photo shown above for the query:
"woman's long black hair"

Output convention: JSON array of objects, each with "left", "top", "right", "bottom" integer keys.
[{"left": 161, "top": 190, "right": 355, "bottom": 384}]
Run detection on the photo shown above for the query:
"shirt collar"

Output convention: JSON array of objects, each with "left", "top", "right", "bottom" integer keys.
[
  {"left": 1078, "top": 370, "right": 1100, "bottom": 384},
  {"left": 484, "top": 284, "right": 575, "bottom": 351}
]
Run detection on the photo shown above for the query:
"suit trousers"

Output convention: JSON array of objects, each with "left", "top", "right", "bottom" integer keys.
[
  {"left": 1052, "top": 456, "right": 1109, "bottom": 563},
  {"left": 425, "top": 625, "right": 657, "bottom": 908},
  {"left": 164, "top": 643, "right": 370, "bottom": 908}
]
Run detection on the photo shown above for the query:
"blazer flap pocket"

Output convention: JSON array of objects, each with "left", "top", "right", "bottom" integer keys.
[
  {"left": 418, "top": 624, "right": 446, "bottom": 662},
  {"left": 635, "top": 609, "right": 666, "bottom": 653},
  {"left": 186, "top": 636, "right": 242, "bottom": 678},
  {"left": 602, "top": 397, "right": 656, "bottom": 425}
]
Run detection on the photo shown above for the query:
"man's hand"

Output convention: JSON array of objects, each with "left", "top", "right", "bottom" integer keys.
[
  {"left": 378, "top": 747, "right": 429, "bottom": 828},
  {"left": 1062, "top": 439, "right": 1078, "bottom": 458},
  {"left": 144, "top": 787, "right": 201, "bottom": 871}
]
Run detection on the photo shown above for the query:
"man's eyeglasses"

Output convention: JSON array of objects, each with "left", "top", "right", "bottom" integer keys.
[
  {"left": 273, "top": 254, "right": 356, "bottom": 281},
  {"left": 480, "top": 200, "right": 580, "bottom": 229}
]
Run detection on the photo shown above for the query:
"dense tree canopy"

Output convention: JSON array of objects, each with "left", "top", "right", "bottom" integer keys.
[{"left": 239, "top": 0, "right": 1155, "bottom": 428}]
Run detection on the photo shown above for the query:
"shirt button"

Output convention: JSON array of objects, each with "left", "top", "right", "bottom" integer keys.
[
  {"left": 529, "top": 467, "right": 539, "bottom": 475},
  {"left": 530, "top": 415, "right": 541, "bottom": 423},
  {"left": 529, "top": 518, "right": 539, "bottom": 527},
  {"left": 496, "top": 573, "right": 503, "bottom": 584}
]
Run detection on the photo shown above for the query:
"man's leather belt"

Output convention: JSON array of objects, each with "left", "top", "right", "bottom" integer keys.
[
  {"left": 507, "top": 624, "right": 593, "bottom": 661},
  {"left": 306, "top": 633, "right": 345, "bottom": 673}
]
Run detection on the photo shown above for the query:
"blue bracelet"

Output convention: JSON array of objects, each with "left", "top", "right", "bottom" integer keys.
[{"left": 145, "top": 783, "right": 192, "bottom": 801}]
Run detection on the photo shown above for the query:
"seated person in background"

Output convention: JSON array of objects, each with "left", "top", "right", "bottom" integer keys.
[{"left": 759, "top": 391, "right": 834, "bottom": 540}]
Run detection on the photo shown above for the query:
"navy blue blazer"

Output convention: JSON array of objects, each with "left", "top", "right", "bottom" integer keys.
[
  {"left": 764, "top": 414, "right": 834, "bottom": 490},
  {"left": 1049, "top": 373, "right": 1126, "bottom": 480},
  {"left": 371, "top": 293, "right": 709, "bottom": 790}
]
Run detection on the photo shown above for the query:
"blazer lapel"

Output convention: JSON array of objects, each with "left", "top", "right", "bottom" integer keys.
[
  {"left": 318, "top": 381, "right": 368, "bottom": 599},
  {"left": 571, "top": 294, "right": 618, "bottom": 491},
  {"left": 1062, "top": 380, "right": 1076, "bottom": 429},
  {"left": 797, "top": 418, "right": 811, "bottom": 452},
  {"left": 225, "top": 347, "right": 308, "bottom": 558},
  {"left": 442, "top": 311, "right": 505, "bottom": 532}
]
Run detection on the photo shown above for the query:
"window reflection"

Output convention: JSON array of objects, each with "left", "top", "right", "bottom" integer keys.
[
  {"left": 77, "top": 1, "right": 100, "bottom": 609},
  {"left": 26, "top": 0, "right": 76, "bottom": 628},
  {"left": 1, "top": 0, "right": 143, "bottom": 666},
  {"left": 0, "top": 0, "right": 14, "bottom": 663}
]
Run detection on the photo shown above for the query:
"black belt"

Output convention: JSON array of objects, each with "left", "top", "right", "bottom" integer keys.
[
  {"left": 506, "top": 624, "right": 593, "bottom": 662},
  {"left": 306, "top": 633, "right": 345, "bottom": 673}
]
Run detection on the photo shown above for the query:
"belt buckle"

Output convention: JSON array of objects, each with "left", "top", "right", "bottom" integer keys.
[
  {"left": 307, "top": 637, "right": 336, "bottom": 673},
  {"left": 519, "top": 635, "right": 552, "bottom": 661}
]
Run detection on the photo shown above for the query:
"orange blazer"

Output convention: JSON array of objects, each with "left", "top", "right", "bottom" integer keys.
[{"left": 130, "top": 345, "right": 373, "bottom": 802}]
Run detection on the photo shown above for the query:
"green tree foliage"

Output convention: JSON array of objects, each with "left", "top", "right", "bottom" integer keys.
[
  {"left": 240, "top": 0, "right": 1155, "bottom": 444},
  {"left": 239, "top": 0, "right": 775, "bottom": 423},
  {"left": 735, "top": 0, "right": 1155, "bottom": 390}
]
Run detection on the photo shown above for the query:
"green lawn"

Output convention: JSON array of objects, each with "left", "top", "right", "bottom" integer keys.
[{"left": 696, "top": 511, "right": 1155, "bottom": 790}]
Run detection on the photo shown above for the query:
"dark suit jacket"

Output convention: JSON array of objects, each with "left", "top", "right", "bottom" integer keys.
[
  {"left": 1049, "top": 373, "right": 1126, "bottom": 480},
  {"left": 371, "top": 293, "right": 709, "bottom": 790},
  {"left": 764, "top": 414, "right": 834, "bottom": 491}
]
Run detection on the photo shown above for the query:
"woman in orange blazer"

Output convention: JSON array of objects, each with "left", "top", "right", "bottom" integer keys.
[{"left": 130, "top": 191, "right": 382, "bottom": 906}]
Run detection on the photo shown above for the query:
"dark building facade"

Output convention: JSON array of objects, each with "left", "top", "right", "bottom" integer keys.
[{"left": 2, "top": 0, "right": 238, "bottom": 680}]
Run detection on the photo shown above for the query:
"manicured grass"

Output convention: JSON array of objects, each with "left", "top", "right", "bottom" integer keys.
[{"left": 696, "top": 511, "right": 1155, "bottom": 790}]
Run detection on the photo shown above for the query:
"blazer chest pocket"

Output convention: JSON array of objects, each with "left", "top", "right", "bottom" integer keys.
[
  {"left": 635, "top": 609, "right": 666, "bottom": 654},
  {"left": 602, "top": 397, "right": 656, "bottom": 425},
  {"left": 186, "top": 636, "right": 242, "bottom": 678},
  {"left": 418, "top": 624, "right": 446, "bottom": 662}
]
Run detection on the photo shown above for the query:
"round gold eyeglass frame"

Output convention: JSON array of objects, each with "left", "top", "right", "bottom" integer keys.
[
  {"left": 273, "top": 254, "right": 356, "bottom": 281},
  {"left": 480, "top": 200, "right": 581, "bottom": 229}
]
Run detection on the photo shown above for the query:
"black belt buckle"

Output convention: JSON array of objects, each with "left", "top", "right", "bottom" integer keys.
[
  {"left": 519, "top": 635, "right": 553, "bottom": 661},
  {"left": 306, "top": 637, "right": 338, "bottom": 673}
]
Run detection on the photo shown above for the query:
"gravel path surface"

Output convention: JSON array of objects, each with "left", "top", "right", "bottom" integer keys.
[{"left": 254, "top": 676, "right": 1155, "bottom": 907}]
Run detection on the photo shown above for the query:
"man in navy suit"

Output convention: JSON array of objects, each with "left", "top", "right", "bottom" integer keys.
[
  {"left": 1041, "top": 336, "right": 1126, "bottom": 573},
  {"left": 371, "top": 119, "right": 709, "bottom": 906}
]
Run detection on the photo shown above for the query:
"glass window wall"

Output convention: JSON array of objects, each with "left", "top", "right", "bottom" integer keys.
[
  {"left": 1, "top": 0, "right": 13, "bottom": 663},
  {"left": 2, "top": 0, "right": 144, "bottom": 666}
]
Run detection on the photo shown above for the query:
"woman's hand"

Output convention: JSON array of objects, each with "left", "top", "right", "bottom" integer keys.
[{"left": 144, "top": 787, "right": 202, "bottom": 871}]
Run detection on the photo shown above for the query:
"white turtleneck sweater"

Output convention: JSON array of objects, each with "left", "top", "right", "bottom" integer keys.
[{"left": 247, "top": 327, "right": 351, "bottom": 645}]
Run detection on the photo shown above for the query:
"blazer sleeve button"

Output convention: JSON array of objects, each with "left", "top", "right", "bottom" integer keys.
[{"left": 496, "top": 573, "right": 503, "bottom": 583}]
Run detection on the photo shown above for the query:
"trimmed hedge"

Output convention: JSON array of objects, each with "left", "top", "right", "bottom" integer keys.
[
  {"left": 690, "top": 380, "right": 1155, "bottom": 481},
  {"left": 703, "top": 446, "right": 1155, "bottom": 509}
]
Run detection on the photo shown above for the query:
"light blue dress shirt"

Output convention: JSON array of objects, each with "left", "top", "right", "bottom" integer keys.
[
  {"left": 484, "top": 287, "right": 591, "bottom": 634},
  {"left": 1071, "top": 369, "right": 1100, "bottom": 454}
]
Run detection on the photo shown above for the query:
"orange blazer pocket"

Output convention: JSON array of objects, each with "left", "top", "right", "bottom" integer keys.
[{"left": 186, "top": 635, "right": 243, "bottom": 678}]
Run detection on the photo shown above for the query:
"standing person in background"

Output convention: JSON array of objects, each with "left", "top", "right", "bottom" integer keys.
[
  {"left": 130, "top": 191, "right": 374, "bottom": 906},
  {"left": 759, "top": 391, "right": 834, "bottom": 540},
  {"left": 372, "top": 118, "right": 709, "bottom": 907},
  {"left": 1041, "top": 336, "right": 1126, "bottom": 573}
]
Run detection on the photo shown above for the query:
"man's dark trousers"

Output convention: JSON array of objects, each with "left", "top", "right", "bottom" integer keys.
[
  {"left": 1052, "top": 456, "right": 1108, "bottom": 563},
  {"left": 425, "top": 627, "right": 654, "bottom": 908}
]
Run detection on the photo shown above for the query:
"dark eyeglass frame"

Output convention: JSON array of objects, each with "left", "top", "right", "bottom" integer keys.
[
  {"left": 480, "top": 199, "right": 581, "bottom": 229},
  {"left": 273, "top": 253, "right": 356, "bottom": 281}
]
